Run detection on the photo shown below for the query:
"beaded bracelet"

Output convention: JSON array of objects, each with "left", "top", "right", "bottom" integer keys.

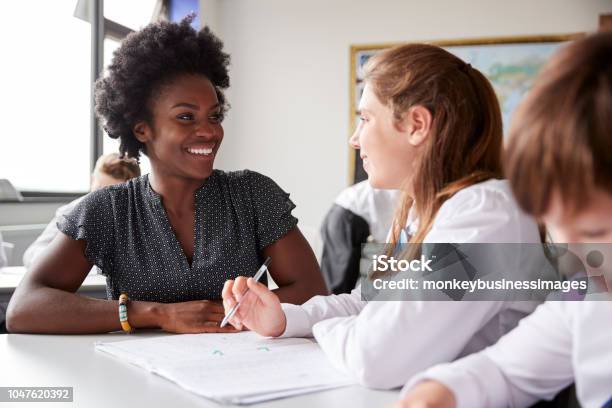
[{"left": 118, "top": 293, "right": 134, "bottom": 333}]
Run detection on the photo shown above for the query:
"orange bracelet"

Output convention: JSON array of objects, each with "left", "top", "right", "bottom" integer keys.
[{"left": 118, "top": 293, "right": 134, "bottom": 333}]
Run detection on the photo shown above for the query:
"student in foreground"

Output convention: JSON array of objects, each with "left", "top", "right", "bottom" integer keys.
[
  {"left": 396, "top": 31, "right": 612, "bottom": 408},
  {"left": 222, "top": 44, "right": 541, "bottom": 388},
  {"left": 6, "top": 16, "right": 327, "bottom": 334},
  {"left": 22, "top": 153, "right": 141, "bottom": 269}
]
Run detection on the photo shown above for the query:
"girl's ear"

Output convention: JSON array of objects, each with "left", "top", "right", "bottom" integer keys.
[
  {"left": 396, "top": 105, "right": 432, "bottom": 146},
  {"left": 133, "top": 121, "right": 152, "bottom": 143}
]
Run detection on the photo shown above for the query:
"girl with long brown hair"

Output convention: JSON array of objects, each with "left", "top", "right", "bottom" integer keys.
[
  {"left": 221, "top": 43, "right": 541, "bottom": 389},
  {"left": 397, "top": 31, "right": 612, "bottom": 408}
]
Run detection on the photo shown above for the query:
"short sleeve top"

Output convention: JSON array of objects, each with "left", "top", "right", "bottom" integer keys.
[{"left": 57, "top": 170, "right": 298, "bottom": 303}]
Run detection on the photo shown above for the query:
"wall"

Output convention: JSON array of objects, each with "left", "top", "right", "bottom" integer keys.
[{"left": 207, "top": 0, "right": 611, "bottom": 233}]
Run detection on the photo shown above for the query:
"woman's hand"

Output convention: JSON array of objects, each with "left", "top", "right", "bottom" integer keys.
[
  {"left": 390, "top": 381, "right": 456, "bottom": 408},
  {"left": 157, "top": 300, "right": 239, "bottom": 334},
  {"left": 222, "top": 276, "right": 286, "bottom": 337}
]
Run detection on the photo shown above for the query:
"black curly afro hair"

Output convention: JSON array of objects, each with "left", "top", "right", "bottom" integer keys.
[{"left": 94, "top": 15, "right": 230, "bottom": 160}]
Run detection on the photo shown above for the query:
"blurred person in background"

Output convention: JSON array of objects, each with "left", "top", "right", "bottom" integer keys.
[{"left": 22, "top": 153, "right": 141, "bottom": 269}]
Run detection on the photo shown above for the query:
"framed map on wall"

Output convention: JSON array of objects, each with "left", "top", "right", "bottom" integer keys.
[{"left": 348, "top": 34, "right": 582, "bottom": 185}]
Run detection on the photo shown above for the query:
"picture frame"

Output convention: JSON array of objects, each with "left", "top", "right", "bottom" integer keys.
[{"left": 348, "top": 33, "right": 583, "bottom": 185}]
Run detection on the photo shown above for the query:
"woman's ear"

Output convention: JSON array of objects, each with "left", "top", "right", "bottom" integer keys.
[
  {"left": 396, "top": 105, "right": 432, "bottom": 146},
  {"left": 132, "top": 121, "right": 151, "bottom": 143}
]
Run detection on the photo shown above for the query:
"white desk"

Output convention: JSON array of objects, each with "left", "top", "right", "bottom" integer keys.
[
  {"left": 0, "top": 267, "right": 107, "bottom": 302},
  {"left": 0, "top": 332, "right": 399, "bottom": 407}
]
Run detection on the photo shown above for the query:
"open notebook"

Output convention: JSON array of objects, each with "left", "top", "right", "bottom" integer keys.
[{"left": 95, "top": 332, "right": 355, "bottom": 404}]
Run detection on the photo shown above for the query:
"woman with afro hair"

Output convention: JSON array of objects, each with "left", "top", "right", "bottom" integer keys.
[{"left": 6, "top": 16, "right": 327, "bottom": 334}]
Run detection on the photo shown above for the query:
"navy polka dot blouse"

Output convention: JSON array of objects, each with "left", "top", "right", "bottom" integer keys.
[{"left": 57, "top": 170, "right": 298, "bottom": 303}]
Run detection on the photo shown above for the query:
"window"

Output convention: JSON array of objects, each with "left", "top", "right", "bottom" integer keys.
[
  {"left": 104, "top": 0, "right": 159, "bottom": 31},
  {"left": 0, "top": 0, "right": 177, "bottom": 195},
  {"left": 100, "top": 0, "right": 157, "bottom": 181},
  {"left": 0, "top": 1, "right": 92, "bottom": 193}
]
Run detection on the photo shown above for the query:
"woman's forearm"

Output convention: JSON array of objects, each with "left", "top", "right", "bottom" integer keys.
[
  {"left": 6, "top": 283, "right": 163, "bottom": 334},
  {"left": 262, "top": 227, "right": 329, "bottom": 305},
  {"left": 273, "top": 277, "right": 328, "bottom": 304}
]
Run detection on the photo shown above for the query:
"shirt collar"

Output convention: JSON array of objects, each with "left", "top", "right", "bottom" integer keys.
[{"left": 144, "top": 172, "right": 217, "bottom": 204}]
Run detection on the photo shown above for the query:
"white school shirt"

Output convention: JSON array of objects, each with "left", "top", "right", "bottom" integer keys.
[
  {"left": 280, "top": 179, "right": 542, "bottom": 389},
  {"left": 334, "top": 180, "right": 400, "bottom": 243},
  {"left": 402, "top": 299, "right": 612, "bottom": 408}
]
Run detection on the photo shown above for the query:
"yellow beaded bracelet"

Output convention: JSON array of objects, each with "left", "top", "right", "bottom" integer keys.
[{"left": 118, "top": 293, "right": 134, "bottom": 333}]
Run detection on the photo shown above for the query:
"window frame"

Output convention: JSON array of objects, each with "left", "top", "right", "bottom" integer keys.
[{"left": 11, "top": 0, "right": 166, "bottom": 200}]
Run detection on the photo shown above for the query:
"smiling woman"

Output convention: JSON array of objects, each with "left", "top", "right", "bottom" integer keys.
[
  {"left": 5, "top": 16, "right": 327, "bottom": 335},
  {"left": 132, "top": 75, "right": 223, "bottom": 185}
]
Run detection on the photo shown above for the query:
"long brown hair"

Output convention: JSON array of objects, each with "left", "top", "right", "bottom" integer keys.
[
  {"left": 363, "top": 44, "right": 503, "bottom": 249},
  {"left": 505, "top": 32, "right": 612, "bottom": 216}
]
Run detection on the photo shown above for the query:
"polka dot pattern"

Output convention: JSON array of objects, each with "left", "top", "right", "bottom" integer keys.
[{"left": 57, "top": 170, "right": 298, "bottom": 302}]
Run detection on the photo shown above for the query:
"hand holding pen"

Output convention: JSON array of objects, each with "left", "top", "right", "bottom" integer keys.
[
  {"left": 220, "top": 257, "right": 271, "bottom": 328},
  {"left": 221, "top": 257, "right": 287, "bottom": 337}
]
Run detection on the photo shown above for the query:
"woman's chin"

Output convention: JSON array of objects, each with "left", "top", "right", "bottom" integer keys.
[
  {"left": 185, "top": 164, "right": 214, "bottom": 181},
  {"left": 367, "top": 176, "right": 383, "bottom": 189},
  {"left": 367, "top": 176, "right": 400, "bottom": 190}
]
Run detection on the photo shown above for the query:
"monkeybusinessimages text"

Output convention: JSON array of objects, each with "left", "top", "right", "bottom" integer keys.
[{"left": 371, "top": 255, "right": 587, "bottom": 294}]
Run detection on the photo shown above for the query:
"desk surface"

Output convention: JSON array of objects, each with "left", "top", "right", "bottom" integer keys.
[
  {"left": 0, "top": 332, "right": 399, "bottom": 408},
  {"left": 0, "top": 267, "right": 106, "bottom": 293}
]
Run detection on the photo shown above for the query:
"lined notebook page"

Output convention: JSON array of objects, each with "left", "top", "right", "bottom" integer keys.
[{"left": 96, "top": 332, "right": 354, "bottom": 404}]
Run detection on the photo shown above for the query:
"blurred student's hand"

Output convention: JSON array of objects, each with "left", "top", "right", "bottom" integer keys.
[
  {"left": 390, "top": 381, "right": 456, "bottom": 408},
  {"left": 222, "top": 276, "right": 286, "bottom": 337}
]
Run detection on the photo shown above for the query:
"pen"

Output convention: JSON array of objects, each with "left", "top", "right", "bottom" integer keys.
[{"left": 220, "top": 256, "right": 271, "bottom": 328}]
